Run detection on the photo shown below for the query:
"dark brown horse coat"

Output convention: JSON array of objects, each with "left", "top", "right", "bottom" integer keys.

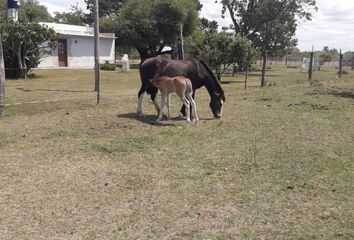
[{"left": 137, "top": 57, "right": 225, "bottom": 118}]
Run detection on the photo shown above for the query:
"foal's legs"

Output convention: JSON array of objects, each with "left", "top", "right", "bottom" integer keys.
[
  {"left": 186, "top": 93, "right": 198, "bottom": 122},
  {"left": 167, "top": 95, "right": 171, "bottom": 119},
  {"left": 157, "top": 94, "right": 168, "bottom": 121},
  {"left": 180, "top": 91, "right": 195, "bottom": 118},
  {"left": 183, "top": 97, "right": 191, "bottom": 122}
]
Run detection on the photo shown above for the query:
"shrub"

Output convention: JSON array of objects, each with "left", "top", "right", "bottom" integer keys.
[
  {"left": 286, "top": 65, "right": 298, "bottom": 69},
  {"left": 337, "top": 70, "right": 349, "bottom": 75},
  {"left": 0, "top": 21, "right": 57, "bottom": 79},
  {"left": 100, "top": 63, "right": 116, "bottom": 71}
]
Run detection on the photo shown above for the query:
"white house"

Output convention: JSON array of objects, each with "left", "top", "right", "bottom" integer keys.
[{"left": 38, "top": 22, "right": 115, "bottom": 69}]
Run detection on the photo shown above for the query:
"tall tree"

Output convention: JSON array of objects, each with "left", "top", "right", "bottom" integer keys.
[
  {"left": 219, "top": 0, "right": 317, "bottom": 86},
  {"left": 54, "top": 4, "right": 89, "bottom": 25},
  {"left": 112, "top": 0, "right": 199, "bottom": 61},
  {"left": 19, "top": 0, "right": 53, "bottom": 22},
  {"left": 200, "top": 18, "right": 218, "bottom": 32},
  {"left": 318, "top": 46, "right": 332, "bottom": 71},
  {"left": 186, "top": 20, "right": 257, "bottom": 81},
  {"left": 0, "top": 1, "right": 6, "bottom": 21},
  {"left": 84, "top": 0, "right": 126, "bottom": 21},
  {"left": 84, "top": 0, "right": 201, "bottom": 60}
]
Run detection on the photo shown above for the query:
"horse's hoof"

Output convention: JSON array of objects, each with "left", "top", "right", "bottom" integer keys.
[{"left": 179, "top": 114, "right": 187, "bottom": 120}]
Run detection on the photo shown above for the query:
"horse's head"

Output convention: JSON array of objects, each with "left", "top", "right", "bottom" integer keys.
[{"left": 210, "top": 92, "right": 225, "bottom": 118}]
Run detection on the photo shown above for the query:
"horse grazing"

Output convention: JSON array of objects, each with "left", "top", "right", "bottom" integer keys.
[
  {"left": 149, "top": 76, "right": 198, "bottom": 122},
  {"left": 138, "top": 57, "right": 225, "bottom": 119}
]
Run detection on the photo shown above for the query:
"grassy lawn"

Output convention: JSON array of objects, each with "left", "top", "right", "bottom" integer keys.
[{"left": 0, "top": 66, "right": 353, "bottom": 239}]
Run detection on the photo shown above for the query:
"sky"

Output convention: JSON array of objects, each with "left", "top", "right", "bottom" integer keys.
[{"left": 39, "top": 0, "right": 354, "bottom": 52}]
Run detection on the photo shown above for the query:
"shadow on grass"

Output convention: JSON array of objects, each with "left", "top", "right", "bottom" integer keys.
[
  {"left": 327, "top": 90, "right": 354, "bottom": 99},
  {"left": 247, "top": 73, "right": 279, "bottom": 77},
  {"left": 221, "top": 80, "right": 245, "bottom": 85},
  {"left": 117, "top": 112, "right": 176, "bottom": 126},
  {"left": 118, "top": 112, "right": 214, "bottom": 125},
  {"left": 16, "top": 88, "right": 92, "bottom": 93}
]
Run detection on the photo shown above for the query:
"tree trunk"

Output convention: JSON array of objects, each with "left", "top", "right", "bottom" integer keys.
[
  {"left": 216, "top": 65, "right": 221, "bottom": 82},
  {"left": 0, "top": 35, "right": 5, "bottom": 117},
  {"left": 261, "top": 51, "right": 267, "bottom": 87},
  {"left": 17, "top": 45, "right": 25, "bottom": 78},
  {"left": 244, "top": 67, "right": 248, "bottom": 90}
]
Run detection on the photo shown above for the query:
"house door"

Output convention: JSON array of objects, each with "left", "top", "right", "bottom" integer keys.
[{"left": 58, "top": 39, "right": 68, "bottom": 67}]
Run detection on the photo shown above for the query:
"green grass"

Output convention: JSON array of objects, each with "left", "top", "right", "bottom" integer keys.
[{"left": 0, "top": 66, "right": 353, "bottom": 239}]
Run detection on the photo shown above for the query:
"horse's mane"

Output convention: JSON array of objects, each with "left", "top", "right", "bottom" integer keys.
[{"left": 198, "top": 60, "right": 225, "bottom": 96}]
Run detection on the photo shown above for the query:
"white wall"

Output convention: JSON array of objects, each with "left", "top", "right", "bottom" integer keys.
[{"left": 38, "top": 36, "right": 115, "bottom": 69}]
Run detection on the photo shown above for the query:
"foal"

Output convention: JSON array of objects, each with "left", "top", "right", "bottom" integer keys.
[{"left": 149, "top": 76, "right": 199, "bottom": 122}]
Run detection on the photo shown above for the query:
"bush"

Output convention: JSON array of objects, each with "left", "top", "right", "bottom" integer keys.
[
  {"left": 287, "top": 65, "right": 298, "bottom": 69},
  {"left": 100, "top": 63, "right": 116, "bottom": 71},
  {"left": 0, "top": 21, "right": 57, "bottom": 79},
  {"left": 337, "top": 70, "right": 349, "bottom": 75}
]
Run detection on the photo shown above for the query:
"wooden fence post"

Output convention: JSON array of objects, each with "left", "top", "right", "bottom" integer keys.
[
  {"left": 308, "top": 50, "right": 314, "bottom": 81},
  {"left": 0, "top": 34, "right": 5, "bottom": 118},
  {"left": 339, "top": 49, "right": 343, "bottom": 79}
]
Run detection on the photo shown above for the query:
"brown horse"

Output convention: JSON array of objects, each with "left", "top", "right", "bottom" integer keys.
[
  {"left": 138, "top": 56, "right": 225, "bottom": 118},
  {"left": 149, "top": 76, "right": 198, "bottom": 122}
]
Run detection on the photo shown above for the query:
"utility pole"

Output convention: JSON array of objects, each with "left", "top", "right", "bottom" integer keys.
[
  {"left": 93, "top": 0, "right": 100, "bottom": 104},
  {"left": 308, "top": 46, "right": 314, "bottom": 81},
  {"left": 0, "top": 35, "right": 5, "bottom": 118}
]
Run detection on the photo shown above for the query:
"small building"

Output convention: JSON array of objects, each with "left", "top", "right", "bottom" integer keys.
[{"left": 38, "top": 22, "right": 115, "bottom": 69}]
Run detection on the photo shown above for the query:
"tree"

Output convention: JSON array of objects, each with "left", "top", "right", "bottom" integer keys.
[
  {"left": 83, "top": 0, "right": 201, "bottom": 61},
  {"left": 84, "top": 0, "right": 126, "bottom": 22},
  {"left": 0, "top": 21, "right": 57, "bottom": 78},
  {"left": 230, "top": 34, "right": 258, "bottom": 70},
  {"left": 0, "top": 1, "right": 6, "bottom": 21},
  {"left": 186, "top": 29, "right": 232, "bottom": 77},
  {"left": 318, "top": 46, "right": 332, "bottom": 71},
  {"left": 200, "top": 18, "right": 218, "bottom": 32},
  {"left": 219, "top": 0, "right": 317, "bottom": 86},
  {"left": 84, "top": 0, "right": 202, "bottom": 18},
  {"left": 54, "top": 4, "right": 89, "bottom": 25},
  {"left": 19, "top": 0, "right": 53, "bottom": 22},
  {"left": 251, "top": 11, "right": 298, "bottom": 86},
  {"left": 112, "top": 0, "right": 199, "bottom": 61},
  {"left": 186, "top": 22, "right": 257, "bottom": 81}
]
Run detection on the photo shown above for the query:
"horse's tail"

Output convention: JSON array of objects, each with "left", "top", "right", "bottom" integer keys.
[{"left": 198, "top": 60, "right": 225, "bottom": 100}]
